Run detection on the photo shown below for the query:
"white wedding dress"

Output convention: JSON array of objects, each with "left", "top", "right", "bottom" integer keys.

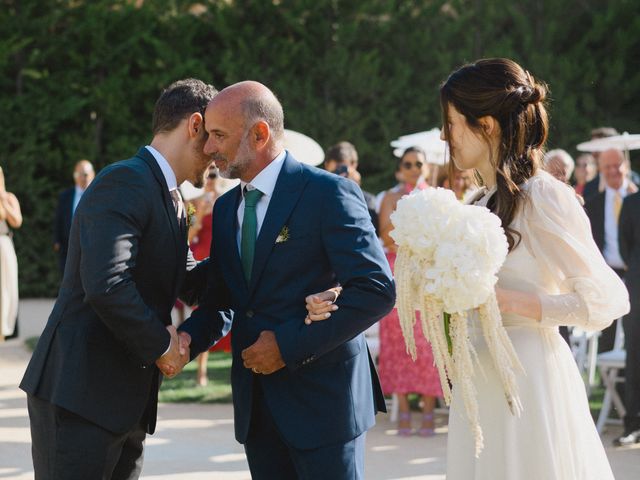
[{"left": 446, "top": 171, "right": 629, "bottom": 479}]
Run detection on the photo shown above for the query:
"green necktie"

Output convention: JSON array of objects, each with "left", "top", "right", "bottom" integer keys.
[{"left": 241, "top": 187, "right": 263, "bottom": 282}]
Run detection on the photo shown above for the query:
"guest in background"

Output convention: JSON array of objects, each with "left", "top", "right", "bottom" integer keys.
[
  {"left": 375, "top": 164, "right": 403, "bottom": 215},
  {"left": 584, "top": 127, "right": 640, "bottom": 196},
  {"left": 585, "top": 148, "right": 638, "bottom": 352},
  {"left": 187, "top": 166, "right": 230, "bottom": 386},
  {"left": 378, "top": 147, "right": 442, "bottom": 436},
  {"left": 324, "top": 141, "right": 379, "bottom": 234},
  {"left": 573, "top": 153, "right": 597, "bottom": 196},
  {"left": 617, "top": 191, "right": 640, "bottom": 445},
  {"left": 439, "top": 163, "right": 476, "bottom": 201},
  {"left": 0, "top": 166, "right": 22, "bottom": 341},
  {"left": 582, "top": 127, "right": 623, "bottom": 200},
  {"left": 543, "top": 149, "right": 574, "bottom": 184},
  {"left": 53, "top": 160, "right": 95, "bottom": 274}
]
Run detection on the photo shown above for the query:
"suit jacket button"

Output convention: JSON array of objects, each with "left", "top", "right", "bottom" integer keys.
[{"left": 246, "top": 310, "right": 254, "bottom": 318}]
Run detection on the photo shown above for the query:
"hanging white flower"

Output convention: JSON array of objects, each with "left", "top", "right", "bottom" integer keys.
[{"left": 390, "top": 187, "right": 523, "bottom": 457}]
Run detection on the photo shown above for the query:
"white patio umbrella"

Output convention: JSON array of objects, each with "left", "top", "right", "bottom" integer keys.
[
  {"left": 390, "top": 128, "right": 449, "bottom": 165},
  {"left": 577, "top": 132, "right": 640, "bottom": 164},
  {"left": 576, "top": 132, "right": 640, "bottom": 153},
  {"left": 283, "top": 128, "right": 324, "bottom": 166},
  {"left": 576, "top": 132, "right": 640, "bottom": 152}
]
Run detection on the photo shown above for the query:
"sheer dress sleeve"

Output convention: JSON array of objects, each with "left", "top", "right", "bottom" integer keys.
[{"left": 519, "top": 172, "right": 629, "bottom": 331}]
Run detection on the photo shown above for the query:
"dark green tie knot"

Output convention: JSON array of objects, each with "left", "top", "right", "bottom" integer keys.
[{"left": 244, "top": 188, "right": 263, "bottom": 208}]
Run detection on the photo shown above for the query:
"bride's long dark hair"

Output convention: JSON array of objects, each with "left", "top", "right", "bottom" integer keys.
[{"left": 440, "top": 58, "right": 549, "bottom": 251}]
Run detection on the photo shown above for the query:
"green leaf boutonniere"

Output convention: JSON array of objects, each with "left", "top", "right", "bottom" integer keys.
[
  {"left": 275, "top": 226, "right": 290, "bottom": 244},
  {"left": 186, "top": 203, "right": 197, "bottom": 228}
]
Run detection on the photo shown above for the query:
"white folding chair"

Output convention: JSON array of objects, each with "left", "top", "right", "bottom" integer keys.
[
  {"left": 570, "top": 327, "right": 599, "bottom": 394},
  {"left": 595, "top": 317, "right": 626, "bottom": 433}
]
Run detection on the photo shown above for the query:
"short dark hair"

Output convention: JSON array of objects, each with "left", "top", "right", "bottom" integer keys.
[
  {"left": 326, "top": 141, "right": 359, "bottom": 166},
  {"left": 152, "top": 78, "right": 217, "bottom": 135}
]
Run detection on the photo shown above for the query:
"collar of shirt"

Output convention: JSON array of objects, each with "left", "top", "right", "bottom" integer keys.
[
  {"left": 605, "top": 179, "right": 629, "bottom": 199},
  {"left": 240, "top": 150, "right": 286, "bottom": 198},
  {"left": 145, "top": 145, "right": 178, "bottom": 192},
  {"left": 74, "top": 185, "right": 85, "bottom": 197}
]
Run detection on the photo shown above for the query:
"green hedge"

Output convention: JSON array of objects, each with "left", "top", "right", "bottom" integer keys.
[{"left": 1, "top": 0, "right": 639, "bottom": 296}]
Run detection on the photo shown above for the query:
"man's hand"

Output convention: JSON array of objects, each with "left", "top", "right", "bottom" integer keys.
[
  {"left": 241, "top": 331, "right": 285, "bottom": 375},
  {"left": 156, "top": 326, "right": 191, "bottom": 378}
]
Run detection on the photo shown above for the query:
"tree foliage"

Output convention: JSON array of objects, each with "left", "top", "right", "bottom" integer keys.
[{"left": 0, "top": 0, "right": 638, "bottom": 296}]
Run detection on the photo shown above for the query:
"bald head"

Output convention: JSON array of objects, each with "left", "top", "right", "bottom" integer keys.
[
  {"left": 210, "top": 81, "right": 284, "bottom": 142},
  {"left": 74, "top": 160, "right": 95, "bottom": 189},
  {"left": 600, "top": 148, "right": 627, "bottom": 190}
]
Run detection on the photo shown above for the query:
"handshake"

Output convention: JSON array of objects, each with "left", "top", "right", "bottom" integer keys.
[{"left": 156, "top": 325, "right": 191, "bottom": 378}]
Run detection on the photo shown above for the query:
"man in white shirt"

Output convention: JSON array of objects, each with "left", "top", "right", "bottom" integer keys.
[
  {"left": 180, "top": 81, "right": 394, "bottom": 480},
  {"left": 23, "top": 78, "right": 222, "bottom": 480},
  {"left": 53, "top": 159, "right": 95, "bottom": 273},
  {"left": 585, "top": 148, "right": 638, "bottom": 352}
]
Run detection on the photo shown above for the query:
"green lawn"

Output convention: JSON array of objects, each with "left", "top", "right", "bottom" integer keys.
[{"left": 159, "top": 352, "right": 233, "bottom": 403}]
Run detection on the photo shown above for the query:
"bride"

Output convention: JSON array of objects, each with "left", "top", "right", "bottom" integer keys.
[{"left": 308, "top": 58, "right": 629, "bottom": 479}]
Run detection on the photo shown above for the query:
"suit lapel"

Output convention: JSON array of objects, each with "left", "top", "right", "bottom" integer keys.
[
  {"left": 136, "top": 147, "right": 185, "bottom": 296},
  {"left": 248, "top": 154, "right": 307, "bottom": 295},
  {"left": 136, "top": 147, "right": 182, "bottom": 251},
  {"left": 217, "top": 185, "right": 248, "bottom": 297}
]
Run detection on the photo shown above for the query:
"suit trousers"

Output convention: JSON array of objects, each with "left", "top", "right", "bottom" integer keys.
[
  {"left": 624, "top": 305, "right": 640, "bottom": 432},
  {"left": 244, "top": 379, "right": 365, "bottom": 480},
  {"left": 27, "top": 394, "right": 146, "bottom": 480},
  {"left": 598, "top": 268, "right": 626, "bottom": 353}
]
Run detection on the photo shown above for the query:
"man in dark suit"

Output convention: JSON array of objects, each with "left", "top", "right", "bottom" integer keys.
[
  {"left": 179, "top": 82, "right": 395, "bottom": 479},
  {"left": 20, "top": 79, "right": 228, "bottom": 480},
  {"left": 53, "top": 159, "right": 94, "bottom": 274},
  {"left": 616, "top": 191, "right": 640, "bottom": 445},
  {"left": 585, "top": 148, "right": 637, "bottom": 352}
]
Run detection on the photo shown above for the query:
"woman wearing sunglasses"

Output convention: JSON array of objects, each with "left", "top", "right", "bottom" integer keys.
[{"left": 377, "top": 148, "right": 443, "bottom": 436}]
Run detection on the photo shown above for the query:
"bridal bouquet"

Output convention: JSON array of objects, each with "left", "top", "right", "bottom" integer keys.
[{"left": 390, "top": 187, "right": 524, "bottom": 457}]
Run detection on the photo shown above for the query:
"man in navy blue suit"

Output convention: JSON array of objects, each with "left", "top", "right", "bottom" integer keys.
[
  {"left": 178, "top": 81, "right": 395, "bottom": 479},
  {"left": 53, "top": 159, "right": 95, "bottom": 274}
]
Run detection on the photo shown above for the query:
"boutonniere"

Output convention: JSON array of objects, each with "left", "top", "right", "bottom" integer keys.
[
  {"left": 186, "top": 202, "right": 197, "bottom": 228},
  {"left": 275, "top": 226, "right": 290, "bottom": 244}
]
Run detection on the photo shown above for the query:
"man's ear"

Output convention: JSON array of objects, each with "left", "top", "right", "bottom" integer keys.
[
  {"left": 188, "top": 112, "right": 204, "bottom": 138},
  {"left": 251, "top": 121, "right": 270, "bottom": 148},
  {"left": 478, "top": 116, "right": 499, "bottom": 138}
]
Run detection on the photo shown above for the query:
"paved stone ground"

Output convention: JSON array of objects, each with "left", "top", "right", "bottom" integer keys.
[{"left": 1, "top": 300, "right": 638, "bottom": 479}]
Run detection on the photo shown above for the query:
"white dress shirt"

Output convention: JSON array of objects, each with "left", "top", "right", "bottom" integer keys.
[
  {"left": 145, "top": 145, "right": 178, "bottom": 192},
  {"left": 236, "top": 150, "right": 286, "bottom": 252},
  {"left": 72, "top": 186, "right": 85, "bottom": 215},
  {"left": 602, "top": 180, "right": 628, "bottom": 269}
]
